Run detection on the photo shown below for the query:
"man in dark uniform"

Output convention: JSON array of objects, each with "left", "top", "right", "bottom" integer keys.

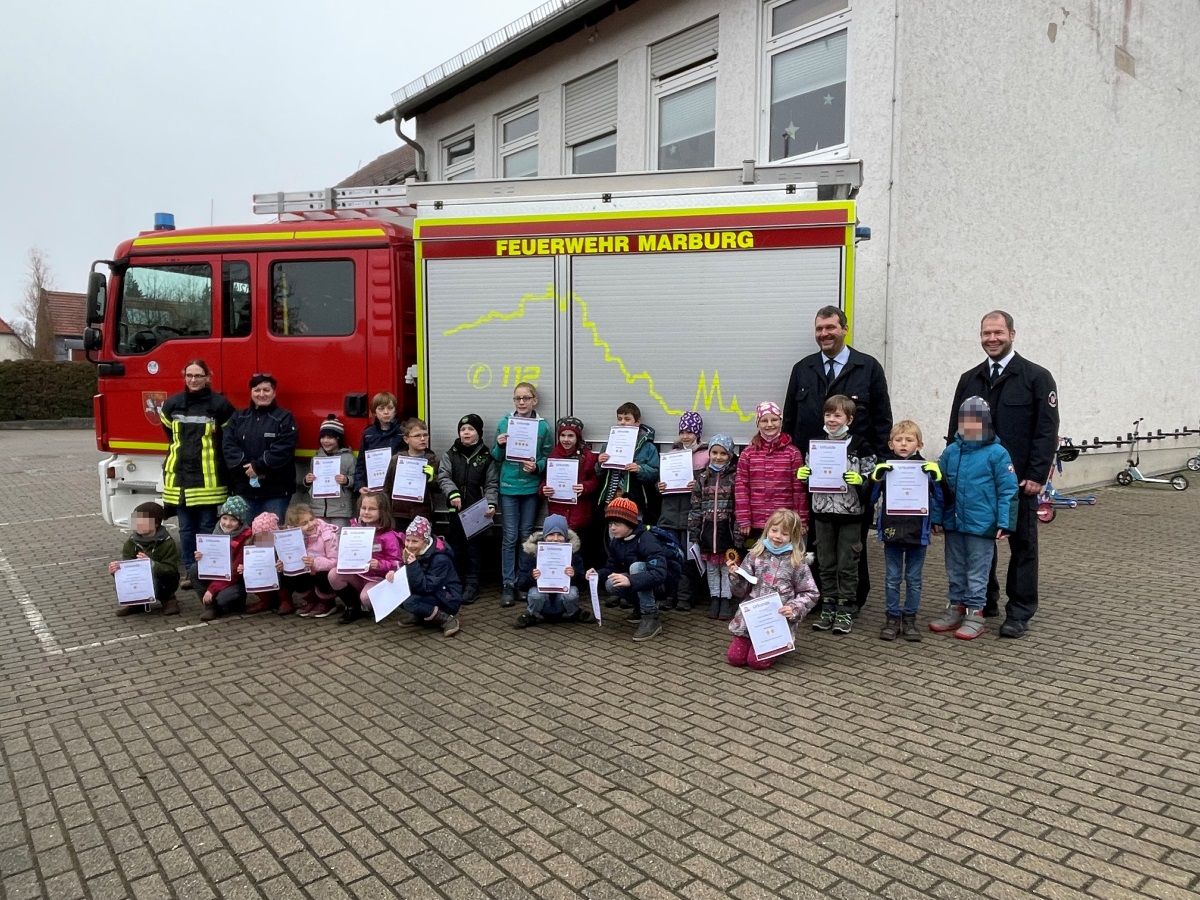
[
  {"left": 947, "top": 311, "right": 1058, "bottom": 638},
  {"left": 783, "top": 306, "right": 892, "bottom": 613}
]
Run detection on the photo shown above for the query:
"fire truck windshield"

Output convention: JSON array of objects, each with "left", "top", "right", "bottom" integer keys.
[{"left": 115, "top": 263, "right": 213, "bottom": 355}]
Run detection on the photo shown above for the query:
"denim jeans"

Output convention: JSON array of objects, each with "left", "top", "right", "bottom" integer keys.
[
  {"left": 175, "top": 502, "right": 218, "bottom": 567},
  {"left": 607, "top": 561, "right": 658, "bottom": 614},
  {"left": 883, "top": 543, "right": 927, "bottom": 616},
  {"left": 944, "top": 531, "right": 994, "bottom": 612},
  {"left": 247, "top": 496, "right": 289, "bottom": 524},
  {"left": 500, "top": 493, "right": 538, "bottom": 586},
  {"left": 526, "top": 586, "right": 580, "bottom": 617}
]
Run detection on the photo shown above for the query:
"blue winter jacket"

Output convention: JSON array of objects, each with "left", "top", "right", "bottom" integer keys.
[{"left": 934, "top": 436, "right": 1019, "bottom": 537}]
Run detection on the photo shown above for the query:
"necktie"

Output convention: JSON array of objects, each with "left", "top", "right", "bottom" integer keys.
[
  {"left": 826, "top": 359, "right": 836, "bottom": 382},
  {"left": 991, "top": 362, "right": 1001, "bottom": 383}
]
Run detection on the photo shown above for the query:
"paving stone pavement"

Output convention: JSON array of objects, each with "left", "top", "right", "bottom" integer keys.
[{"left": 0, "top": 430, "right": 1197, "bottom": 900}]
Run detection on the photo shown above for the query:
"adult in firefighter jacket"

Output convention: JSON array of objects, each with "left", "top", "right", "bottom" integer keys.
[
  {"left": 946, "top": 311, "right": 1059, "bottom": 638},
  {"left": 222, "top": 373, "right": 299, "bottom": 522},
  {"left": 160, "top": 360, "right": 236, "bottom": 569}
]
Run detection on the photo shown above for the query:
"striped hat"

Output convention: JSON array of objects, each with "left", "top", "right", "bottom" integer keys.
[
  {"left": 604, "top": 497, "right": 640, "bottom": 526},
  {"left": 319, "top": 414, "right": 345, "bottom": 439}
]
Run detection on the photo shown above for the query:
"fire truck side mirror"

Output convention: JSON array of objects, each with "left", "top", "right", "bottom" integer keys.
[
  {"left": 83, "top": 328, "right": 102, "bottom": 352},
  {"left": 86, "top": 272, "right": 107, "bottom": 324}
]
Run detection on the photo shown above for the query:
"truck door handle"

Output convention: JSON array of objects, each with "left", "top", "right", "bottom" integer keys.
[
  {"left": 344, "top": 393, "right": 368, "bottom": 417},
  {"left": 97, "top": 362, "right": 126, "bottom": 377}
]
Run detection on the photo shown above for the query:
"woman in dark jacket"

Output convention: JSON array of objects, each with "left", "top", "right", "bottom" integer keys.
[
  {"left": 160, "top": 360, "right": 236, "bottom": 585},
  {"left": 221, "top": 373, "right": 298, "bottom": 521}
]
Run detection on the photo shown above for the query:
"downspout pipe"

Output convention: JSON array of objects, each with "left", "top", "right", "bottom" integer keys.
[{"left": 375, "top": 107, "right": 428, "bottom": 182}]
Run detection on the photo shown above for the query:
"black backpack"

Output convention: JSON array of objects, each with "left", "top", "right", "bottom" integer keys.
[{"left": 643, "top": 525, "right": 684, "bottom": 597}]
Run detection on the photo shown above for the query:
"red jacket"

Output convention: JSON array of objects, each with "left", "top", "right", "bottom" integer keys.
[
  {"left": 544, "top": 443, "right": 601, "bottom": 532},
  {"left": 206, "top": 526, "right": 253, "bottom": 595},
  {"left": 734, "top": 434, "right": 809, "bottom": 531}
]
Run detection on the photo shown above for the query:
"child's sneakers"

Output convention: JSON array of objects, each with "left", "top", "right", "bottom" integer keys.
[
  {"left": 514, "top": 611, "right": 539, "bottom": 628},
  {"left": 200, "top": 604, "right": 216, "bottom": 622},
  {"left": 436, "top": 612, "right": 460, "bottom": 637},
  {"left": 831, "top": 611, "right": 853, "bottom": 634},
  {"left": 879, "top": 614, "right": 900, "bottom": 641},
  {"left": 500, "top": 584, "right": 516, "bottom": 608},
  {"left": 160, "top": 595, "right": 180, "bottom": 616},
  {"left": 928, "top": 604, "right": 966, "bottom": 633},
  {"left": 954, "top": 609, "right": 986, "bottom": 640},
  {"left": 901, "top": 614, "right": 922, "bottom": 641},
  {"left": 632, "top": 615, "right": 662, "bottom": 642},
  {"left": 717, "top": 599, "right": 735, "bottom": 621},
  {"left": 706, "top": 598, "right": 722, "bottom": 618},
  {"left": 812, "top": 608, "right": 836, "bottom": 631}
]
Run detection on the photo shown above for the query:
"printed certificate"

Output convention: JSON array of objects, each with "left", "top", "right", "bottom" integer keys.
[
  {"left": 365, "top": 448, "right": 391, "bottom": 491},
  {"left": 390, "top": 456, "right": 428, "bottom": 503},
  {"left": 458, "top": 497, "right": 492, "bottom": 539},
  {"left": 885, "top": 461, "right": 930, "bottom": 516},
  {"left": 272, "top": 528, "right": 308, "bottom": 575},
  {"left": 740, "top": 592, "right": 795, "bottom": 660},
  {"left": 659, "top": 450, "right": 694, "bottom": 494},
  {"left": 602, "top": 426, "right": 639, "bottom": 469},
  {"left": 195, "top": 534, "right": 231, "bottom": 581},
  {"left": 311, "top": 456, "right": 341, "bottom": 499},
  {"left": 114, "top": 558, "right": 155, "bottom": 605},
  {"left": 243, "top": 547, "right": 280, "bottom": 592},
  {"left": 336, "top": 526, "right": 376, "bottom": 574},
  {"left": 536, "top": 541, "right": 573, "bottom": 594},
  {"left": 505, "top": 417, "right": 540, "bottom": 461},
  {"left": 366, "top": 568, "right": 410, "bottom": 622},
  {"left": 807, "top": 440, "right": 849, "bottom": 493},
  {"left": 546, "top": 458, "right": 579, "bottom": 504},
  {"left": 587, "top": 572, "right": 602, "bottom": 626}
]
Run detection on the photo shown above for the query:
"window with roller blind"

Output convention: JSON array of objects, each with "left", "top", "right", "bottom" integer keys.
[
  {"left": 649, "top": 18, "right": 719, "bottom": 171},
  {"left": 564, "top": 64, "right": 618, "bottom": 174},
  {"left": 763, "top": 0, "right": 849, "bottom": 163}
]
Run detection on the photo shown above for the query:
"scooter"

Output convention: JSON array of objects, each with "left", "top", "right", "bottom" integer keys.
[
  {"left": 1036, "top": 439, "right": 1098, "bottom": 523},
  {"left": 1188, "top": 453, "right": 1200, "bottom": 472},
  {"left": 1115, "top": 419, "right": 1189, "bottom": 491}
]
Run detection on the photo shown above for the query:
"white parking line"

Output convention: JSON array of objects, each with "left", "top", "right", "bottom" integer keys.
[
  {"left": 0, "top": 539, "right": 62, "bottom": 656},
  {"left": 0, "top": 513, "right": 102, "bottom": 527},
  {"left": 59, "top": 621, "right": 212, "bottom": 654}
]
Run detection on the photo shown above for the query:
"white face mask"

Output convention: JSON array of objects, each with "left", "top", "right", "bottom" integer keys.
[{"left": 824, "top": 423, "right": 849, "bottom": 438}]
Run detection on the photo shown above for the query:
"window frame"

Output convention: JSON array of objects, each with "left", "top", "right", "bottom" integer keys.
[
  {"left": 113, "top": 261, "right": 214, "bottom": 356},
  {"left": 760, "top": 0, "right": 852, "bottom": 165},
  {"left": 570, "top": 130, "right": 618, "bottom": 175},
  {"left": 495, "top": 101, "right": 539, "bottom": 179},
  {"left": 649, "top": 58, "right": 719, "bottom": 171},
  {"left": 268, "top": 258, "right": 356, "bottom": 338},
  {"left": 441, "top": 128, "right": 476, "bottom": 180}
]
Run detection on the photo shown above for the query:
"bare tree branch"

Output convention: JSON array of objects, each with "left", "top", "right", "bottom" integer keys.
[{"left": 17, "top": 248, "right": 56, "bottom": 360}]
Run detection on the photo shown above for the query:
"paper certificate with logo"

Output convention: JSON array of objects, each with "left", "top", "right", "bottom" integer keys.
[
  {"left": 114, "top": 558, "right": 156, "bottom": 605},
  {"left": 366, "top": 568, "right": 410, "bottom": 623},
  {"left": 389, "top": 456, "right": 427, "bottom": 502},
  {"left": 365, "top": 448, "right": 391, "bottom": 491},
  {"left": 602, "top": 426, "right": 639, "bottom": 469},
  {"left": 546, "top": 458, "right": 579, "bottom": 503},
  {"left": 587, "top": 572, "right": 602, "bottom": 625},
  {"left": 739, "top": 592, "right": 795, "bottom": 660},
  {"left": 195, "top": 534, "right": 232, "bottom": 581},
  {"left": 536, "top": 541, "right": 573, "bottom": 594},
  {"left": 659, "top": 450, "right": 694, "bottom": 494},
  {"left": 311, "top": 456, "right": 341, "bottom": 498},
  {"left": 807, "top": 440, "right": 849, "bottom": 493},
  {"left": 885, "top": 461, "right": 929, "bottom": 515},
  {"left": 243, "top": 547, "right": 280, "bottom": 592},
  {"left": 505, "top": 417, "right": 540, "bottom": 461},
  {"left": 336, "top": 526, "right": 376, "bottom": 574},
  {"left": 272, "top": 527, "right": 308, "bottom": 575},
  {"left": 458, "top": 497, "right": 492, "bottom": 539}
]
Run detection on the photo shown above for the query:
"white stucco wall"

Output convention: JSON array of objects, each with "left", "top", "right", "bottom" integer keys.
[
  {"left": 886, "top": 0, "right": 1200, "bottom": 484},
  {"left": 0, "top": 334, "right": 29, "bottom": 361}
]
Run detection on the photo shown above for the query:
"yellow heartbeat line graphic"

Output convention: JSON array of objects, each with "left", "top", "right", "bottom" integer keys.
[{"left": 443, "top": 286, "right": 755, "bottom": 422}]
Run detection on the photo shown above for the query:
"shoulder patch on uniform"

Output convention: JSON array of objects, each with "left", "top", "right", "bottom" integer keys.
[
  {"left": 1007, "top": 464, "right": 1015, "bottom": 473},
  {"left": 1047, "top": 391, "right": 1057, "bottom": 408}
]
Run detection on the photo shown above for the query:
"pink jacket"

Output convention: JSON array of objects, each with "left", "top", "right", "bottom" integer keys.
[
  {"left": 347, "top": 517, "right": 403, "bottom": 574},
  {"left": 728, "top": 549, "right": 820, "bottom": 638},
  {"left": 304, "top": 519, "right": 340, "bottom": 573},
  {"left": 734, "top": 434, "right": 809, "bottom": 531}
]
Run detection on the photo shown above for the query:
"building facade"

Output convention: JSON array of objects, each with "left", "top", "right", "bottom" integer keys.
[{"left": 385, "top": 0, "right": 1200, "bottom": 483}]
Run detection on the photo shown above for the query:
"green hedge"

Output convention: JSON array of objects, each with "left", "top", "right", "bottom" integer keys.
[{"left": 0, "top": 360, "right": 97, "bottom": 421}]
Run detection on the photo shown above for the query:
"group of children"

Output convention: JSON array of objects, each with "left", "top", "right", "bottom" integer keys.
[{"left": 111, "top": 386, "right": 1020, "bottom": 658}]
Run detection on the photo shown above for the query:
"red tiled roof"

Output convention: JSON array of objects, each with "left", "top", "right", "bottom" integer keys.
[
  {"left": 337, "top": 146, "right": 418, "bottom": 188},
  {"left": 0, "top": 316, "right": 16, "bottom": 335},
  {"left": 43, "top": 290, "right": 86, "bottom": 338}
]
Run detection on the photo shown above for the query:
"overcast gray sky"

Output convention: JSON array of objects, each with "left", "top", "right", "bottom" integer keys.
[{"left": 0, "top": 0, "right": 538, "bottom": 328}]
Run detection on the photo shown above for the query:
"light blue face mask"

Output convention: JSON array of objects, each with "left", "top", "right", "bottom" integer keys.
[
  {"left": 823, "top": 423, "right": 849, "bottom": 438},
  {"left": 764, "top": 538, "right": 793, "bottom": 555},
  {"left": 708, "top": 461, "right": 729, "bottom": 472}
]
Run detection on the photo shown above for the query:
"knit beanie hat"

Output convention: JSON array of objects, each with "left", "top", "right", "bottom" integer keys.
[
  {"left": 406, "top": 516, "right": 433, "bottom": 541},
  {"left": 218, "top": 496, "right": 250, "bottom": 524},
  {"left": 604, "top": 497, "right": 640, "bottom": 526},
  {"left": 678, "top": 411, "right": 703, "bottom": 437},
  {"left": 755, "top": 401, "right": 781, "bottom": 422},
  {"left": 252, "top": 512, "right": 279, "bottom": 535},
  {"left": 708, "top": 434, "right": 734, "bottom": 455},
  {"left": 543, "top": 514, "right": 569, "bottom": 540},
  {"left": 556, "top": 416, "right": 585, "bottom": 441},
  {"left": 319, "top": 414, "right": 345, "bottom": 442},
  {"left": 958, "top": 396, "right": 994, "bottom": 441},
  {"left": 458, "top": 413, "right": 484, "bottom": 436}
]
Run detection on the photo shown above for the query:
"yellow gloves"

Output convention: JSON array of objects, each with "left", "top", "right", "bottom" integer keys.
[
  {"left": 870, "top": 462, "right": 893, "bottom": 482},
  {"left": 922, "top": 461, "right": 943, "bottom": 481},
  {"left": 796, "top": 466, "right": 811, "bottom": 481},
  {"left": 843, "top": 471, "right": 864, "bottom": 486}
]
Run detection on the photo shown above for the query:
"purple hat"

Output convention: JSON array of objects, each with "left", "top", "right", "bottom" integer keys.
[{"left": 678, "top": 412, "right": 703, "bottom": 437}]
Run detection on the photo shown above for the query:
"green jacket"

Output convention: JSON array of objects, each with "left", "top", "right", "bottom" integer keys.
[
  {"left": 122, "top": 527, "right": 181, "bottom": 578},
  {"left": 491, "top": 414, "right": 553, "bottom": 496}
]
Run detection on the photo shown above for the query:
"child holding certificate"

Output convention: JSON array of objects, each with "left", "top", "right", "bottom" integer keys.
[
  {"left": 388, "top": 517, "right": 462, "bottom": 637},
  {"left": 796, "top": 395, "right": 877, "bottom": 635},
  {"left": 869, "top": 421, "right": 945, "bottom": 642},
  {"left": 191, "top": 496, "right": 252, "bottom": 621},
  {"left": 302, "top": 415, "right": 355, "bottom": 527},
  {"left": 657, "top": 412, "right": 708, "bottom": 612},
  {"left": 929, "top": 398, "right": 1019, "bottom": 641},
  {"left": 383, "top": 418, "right": 438, "bottom": 532},
  {"left": 596, "top": 403, "right": 660, "bottom": 526},
  {"left": 352, "top": 392, "right": 406, "bottom": 496},
  {"left": 437, "top": 413, "right": 498, "bottom": 605},
  {"left": 587, "top": 498, "right": 668, "bottom": 643},
  {"left": 328, "top": 493, "right": 402, "bottom": 624},
  {"left": 241, "top": 512, "right": 288, "bottom": 615},
  {"left": 541, "top": 417, "right": 600, "bottom": 539},
  {"left": 282, "top": 503, "right": 340, "bottom": 619},
  {"left": 734, "top": 401, "right": 809, "bottom": 548},
  {"left": 513, "top": 514, "right": 590, "bottom": 628},
  {"left": 492, "top": 382, "right": 553, "bottom": 607},
  {"left": 688, "top": 434, "right": 740, "bottom": 620},
  {"left": 725, "top": 510, "right": 819, "bottom": 669},
  {"left": 110, "top": 502, "right": 181, "bottom": 617}
]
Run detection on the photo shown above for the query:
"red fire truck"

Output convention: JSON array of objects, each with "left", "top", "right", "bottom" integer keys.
[{"left": 84, "top": 160, "right": 864, "bottom": 525}]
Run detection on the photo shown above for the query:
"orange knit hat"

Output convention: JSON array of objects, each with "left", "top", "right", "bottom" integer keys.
[{"left": 604, "top": 497, "right": 640, "bottom": 526}]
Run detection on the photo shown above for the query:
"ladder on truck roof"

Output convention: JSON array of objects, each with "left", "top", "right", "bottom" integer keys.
[{"left": 253, "top": 158, "right": 862, "bottom": 221}]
